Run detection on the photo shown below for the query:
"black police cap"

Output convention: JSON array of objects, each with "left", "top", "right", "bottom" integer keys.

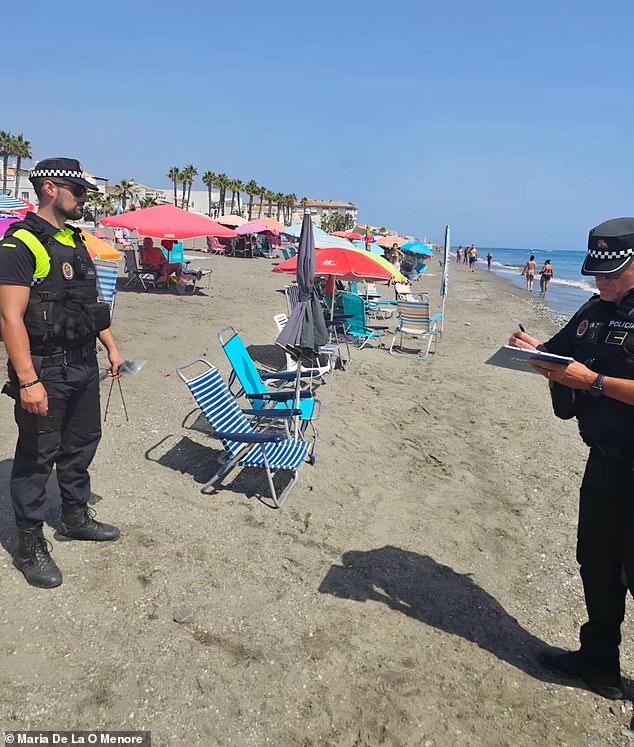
[
  {"left": 582, "top": 218, "right": 634, "bottom": 277},
  {"left": 29, "top": 158, "right": 98, "bottom": 191}
]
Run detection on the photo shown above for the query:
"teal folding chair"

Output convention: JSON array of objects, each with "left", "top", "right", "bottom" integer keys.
[
  {"left": 339, "top": 292, "right": 389, "bottom": 349},
  {"left": 177, "top": 360, "right": 310, "bottom": 507},
  {"left": 218, "top": 326, "right": 320, "bottom": 452}
]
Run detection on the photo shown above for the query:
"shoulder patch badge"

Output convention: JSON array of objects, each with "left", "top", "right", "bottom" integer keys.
[
  {"left": 61, "top": 261, "right": 74, "bottom": 280},
  {"left": 576, "top": 319, "right": 589, "bottom": 338}
]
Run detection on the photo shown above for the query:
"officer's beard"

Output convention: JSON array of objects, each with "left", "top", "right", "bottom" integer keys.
[{"left": 55, "top": 197, "right": 85, "bottom": 221}]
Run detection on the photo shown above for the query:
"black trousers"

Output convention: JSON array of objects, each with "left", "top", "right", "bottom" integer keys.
[
  {"left": 577, "top": 448, "right": 634, "bottom": 672},
  {"left": 10, "top": 360, "right": 101, "bottom": 529}
]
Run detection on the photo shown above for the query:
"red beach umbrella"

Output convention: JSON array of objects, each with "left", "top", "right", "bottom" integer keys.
[
  {"left": 101, "top": 204, "right": 236, "bottom": 240},
  {"left": 273, "top": 247, "right": 393, "bottom": 281}
]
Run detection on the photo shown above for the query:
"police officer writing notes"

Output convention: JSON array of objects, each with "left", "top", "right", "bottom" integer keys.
[
  {"left": 509, "top": 217, "right": 634, "bottom": 700},
  {"left": 0, "top": 158, "right": 122, "bottom": 589}
]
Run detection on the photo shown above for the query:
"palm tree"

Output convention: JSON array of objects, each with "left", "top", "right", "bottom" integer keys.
[
  {"left": 215, "top": 173, "right": 229, "bottom": 216},
  {"left": 244, "top": 180, "right": 259, "bottom": 221},
  {"left": 85, "top": 192, "right": 104, "bottom": 226},
  {"left": 0, "top": 131, "right": 13, "bottom": 194},
  {"left": 139, "top": 195, "right": 158, "bottom": 208},
  {"left": 12, "top": 134, "right": 32, "bottom": 200},
  {"left": 265, "top": 190, "right": 276, "bottom": 219},
  {"left": 167, "top": 166, "right": 180, "bottom": 206},
  {"left": 228, "top": 178, "right": 239, "bottom": 214},
  {"left": 301, "top": 197, "right": 308, "bottom": 214},
  {"left": 202, "top": 171, "right": 217, "bottom": 216},
  {"left": 234, "top": 178, "right": 244, "bottom": 214},
  {"left": 115, "top": 180, "right": 133, "bottom": 211},
  {"left": 274, "top": 192, "right": 285, "bottom": 222},
  {"left": 181, "top": 164, "right": 197, "bottom": 210},
  {"left": 257, "top": 185, "right": 267, "bottom": 218},
  {"left": 285, "top": 193, "right": 297, "bottom": 225},
  {"left": 103, "top": 196, "right": 116, "bottom": 216}
]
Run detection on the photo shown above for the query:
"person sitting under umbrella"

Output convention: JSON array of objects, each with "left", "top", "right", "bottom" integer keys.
[{"left": 140, "top": 237, "right": 182, "bottom": 283}]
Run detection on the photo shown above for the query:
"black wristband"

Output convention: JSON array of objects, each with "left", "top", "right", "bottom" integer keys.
[
  {"left": 19, "top": 379, "right": 40, "bottom": 389},
  {"left": 590, "top": 373, "right": 605, "bottom": 398}
]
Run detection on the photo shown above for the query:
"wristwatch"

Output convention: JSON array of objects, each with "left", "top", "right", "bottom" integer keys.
[{"left": 590, "top": 373, "right": 605, "bottom": 398}]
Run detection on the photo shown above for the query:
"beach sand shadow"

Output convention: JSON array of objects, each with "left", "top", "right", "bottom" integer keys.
[
  {"left": 146, "top": 434, "right": 295, "bottom": 505},
  {"left": 318, "top": 545, "right": 633, "bottom": 695}
]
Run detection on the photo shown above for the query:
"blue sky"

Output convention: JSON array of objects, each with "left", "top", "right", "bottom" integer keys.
[{"left": 5, "top": 0, "right": 634, "bottom": 248}]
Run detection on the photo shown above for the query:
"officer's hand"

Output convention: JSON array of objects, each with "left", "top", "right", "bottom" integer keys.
[
  {"left": 508, "top": 331, "right": 542, "bottom": 350},
  {"left": 530, "top": 360, "right": 594, "bottom": 390},
  {"left": 20, "top": 382, "right": 48, "bottom": 416},
  {"left": 107, "top": 348, "right": 123, "bottom": 379}
]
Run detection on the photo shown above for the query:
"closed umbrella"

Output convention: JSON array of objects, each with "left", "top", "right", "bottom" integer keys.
[{"left": 275, "top": 212, "right": 327, "bottom": 436}]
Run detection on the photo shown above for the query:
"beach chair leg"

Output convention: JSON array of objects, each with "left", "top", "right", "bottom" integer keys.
[{"left": 201, "top": 451, "right": 241, "bottom": 494}]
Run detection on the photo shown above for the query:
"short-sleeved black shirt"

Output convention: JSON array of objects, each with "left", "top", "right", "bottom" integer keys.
[{"left": 0, "top": 213, "right": 69, "bottom": 287}]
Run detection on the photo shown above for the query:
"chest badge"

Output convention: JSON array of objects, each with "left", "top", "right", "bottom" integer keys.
[
  {"left": 61, "top": 261, "right": 74, "bottom": 280},
  {"left": 576, "top": 319, "right": 589, "bottom": 338}
]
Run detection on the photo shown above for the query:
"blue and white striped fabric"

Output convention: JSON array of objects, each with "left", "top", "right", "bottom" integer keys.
[
  {"left": 0, "top": 194, "right": 28, "bottom": 212},
  {"left": 188, "top": 366, "right": 309, "bottom": 470},
  {"left": 94, "top": 260, "right": 119, "bottom": 317}
]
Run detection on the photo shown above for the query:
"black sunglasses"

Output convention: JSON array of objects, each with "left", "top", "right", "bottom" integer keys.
[{"left": 49, "top": 180, "right": 88, "bottom": 198}]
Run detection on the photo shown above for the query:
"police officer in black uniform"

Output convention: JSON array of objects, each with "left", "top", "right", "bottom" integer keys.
[
  {"left": 0, "top": 158, "right": 122, "bottom": 589},
  {"left": 510, "top": 217, "right": 634, "bottom": 700}
]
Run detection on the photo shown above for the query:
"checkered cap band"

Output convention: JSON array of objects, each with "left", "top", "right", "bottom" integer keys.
[
  {"left": 587, "top": 246, "right": 634, "bottom": 260},
  {"left": 30, "top": 169, "right": 85, "bottom": 179}
]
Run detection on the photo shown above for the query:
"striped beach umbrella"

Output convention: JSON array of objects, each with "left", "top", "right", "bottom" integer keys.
[{"left": 0, "top": 194, "right": 29, "bottom": 213}]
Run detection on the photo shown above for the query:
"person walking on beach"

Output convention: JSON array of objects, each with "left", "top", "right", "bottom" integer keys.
[
  {"left": 456, "top": 246, "right": 463, "bottom": 264},
  {"left": 0, "top": 158, "right": 122, "bottom": 589},
  {"left": 522, "top": 255, "right": 537, "bottom": 292},
  {"left": 486, "top": 251, "right": 493, "bottom": 271},
  {"left": 468, "top": 245, "right": 477, "bottom": 271},
  {"left": 508, "top": 217, "right": 634, "bottom": 701},
  {"left": 463, "top": 246, "right": 469, "bottom": 264},
  {"left": 540, "top": 259, "right": 554, "bottom": 294}
]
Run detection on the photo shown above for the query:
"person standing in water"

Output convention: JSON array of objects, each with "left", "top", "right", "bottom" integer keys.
[
  {"left": 522, "top": 254, "right": 537, "bottom": 292},
  {"left": 540, "top": 259, "right": 554, "bottom": 294},
  {"left": 486, "top": 251, "right": 493, "bottom": 271}
]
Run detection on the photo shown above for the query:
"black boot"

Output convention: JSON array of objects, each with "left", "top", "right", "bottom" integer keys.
[
  {"left": 56, "top": 504, "right": 120, "bottom": 542},
  {"left": 541, "top": 647, "right": 625, "bottom": 700},
  {"left": 13, "top": 527, "right": 63, "bottom": 589}
]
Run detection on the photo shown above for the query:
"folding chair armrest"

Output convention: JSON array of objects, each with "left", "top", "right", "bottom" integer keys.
[
  {"left": 242, "top": 408, "right": 302, "bottom": 418},
  {"left": 249, "top": 390, "right": 312, "bottom": 401},
  {"left": 260, "top": 370, "right": 296, "bottom": 381},
  {"left": 368, "top": 325, "right": 390, "bottom": 331},
  {"left": 262, "top": 369, "right": 320, "bottom": 381},
  {"left": 430, "top": 313, "right": 443, "bottom": 321},
  {"left": 215, "top": 430, "right": 286, "bottom": 444}
]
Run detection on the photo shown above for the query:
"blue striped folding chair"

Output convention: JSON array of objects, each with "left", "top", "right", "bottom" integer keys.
[
  {"left": 94, "top": 259, "right": 119, "bottom": 320},
  {"left": 218, "top": 325, "right": 320, "bottom": 451},
  {"left": 389, "top": 300, "right": 442, "bottom": 359},
  {"left": 176, "top": 359, "right": 310, "bottom": 508}
]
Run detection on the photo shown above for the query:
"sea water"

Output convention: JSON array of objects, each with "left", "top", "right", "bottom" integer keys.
[{"left": 470, "top": 247, "right": 596, "bottom": 317}]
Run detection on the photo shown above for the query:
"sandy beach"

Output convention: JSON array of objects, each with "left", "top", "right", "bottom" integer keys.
[{"left": 2, "top": 249, "right": 634, "bottom": 746}]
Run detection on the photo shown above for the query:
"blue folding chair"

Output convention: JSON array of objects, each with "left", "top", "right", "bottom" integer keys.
[
  {"left": 218, "top": 326, "right": 320, "bottom": 450},
  {"left": 177, "top": 360, "right": 310, "bottom": 507},
  {"left": 94, "top": 259, "right": 119, "bottom": 320}
]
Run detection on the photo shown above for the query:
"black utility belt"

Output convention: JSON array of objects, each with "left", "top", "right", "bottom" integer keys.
[
  {"left": 587, "top": 440, "right": 634, "bottom": 462},
  {"left": 34, "top": 346, "right": 96, "bottom": 367}
]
